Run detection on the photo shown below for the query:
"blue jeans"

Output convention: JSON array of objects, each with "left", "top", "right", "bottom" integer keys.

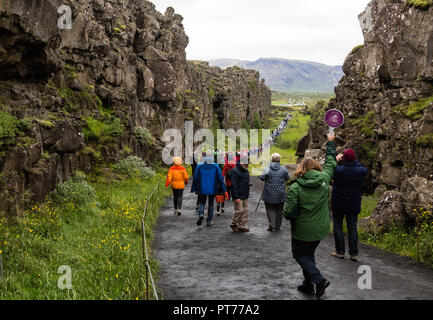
[
  {"left": 198, "top": 195, "right": 215, "bottom": 222},
  {"left": 291, "top": 238, "right": 325, "bottom": 288},
  {"left": 333, "top": 211, "right": 358, "bottom": 256}
]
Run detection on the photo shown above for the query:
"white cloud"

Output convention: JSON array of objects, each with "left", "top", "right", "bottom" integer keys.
[{"left": 151, "top": 0, "right": 372, "bottom": 66}]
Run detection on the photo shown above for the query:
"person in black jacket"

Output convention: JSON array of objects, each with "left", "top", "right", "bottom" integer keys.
[
  {"left": 229, "top": 158, "right": 251, "bottom": 232},
  {"left": 331, "top": 149, "right": 367, "bottom": 261}
]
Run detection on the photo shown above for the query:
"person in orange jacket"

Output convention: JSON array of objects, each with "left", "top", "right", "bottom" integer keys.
[{"left": 166, "top": 157, "right": 189, "bottom": 216}]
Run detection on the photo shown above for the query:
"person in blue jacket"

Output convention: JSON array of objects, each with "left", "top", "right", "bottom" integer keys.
[
  {"left": 331, "top": 148, "right": 367, "bottom": 261},
  {"left": 191, "top": 156, "right": 227, "bottom": 227}
]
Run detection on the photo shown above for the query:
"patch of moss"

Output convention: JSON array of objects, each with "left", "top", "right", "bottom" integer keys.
[
  {"left": 83, "top": 117, "right": 125, "bottom": 142},
  {"left": 0, "top": 110, "right": 20, "bottom": 148},
  {"left": 0, "top": 81, "right": 13, "bottom": 90},
  {"left": 81, "top": 146, "right": 101, "bottom": 160},
  {"left": 247, "top": 80, "right": 257, "bottom": 91},
  {"left": 65, "top": 64, "right": 77, "bottom": 78},
  {"left": 35, "top": 119, "right": 55, "bottom": 129},
  {"left": 252, "top": 112, "right": 262, "bottom": 129},
  {"left": 56, "top": 83, "right": 106, "bottom": 113},
  {"left": 208, "top": 86, "right": 215, "bottom": 101},
  {"left": 309, "top": 100, "right": 327, "bottom": 124},
  {"left": 406, "top": 0, "right": 432, "bottom": 10},
  {"left": 416, "top": 134, "right": 433, "bottom": 148},
  {"left": 18, "top": 136, "right": 36, "bottom": 147},
  {"left": 396, "top": 96, "right": 433, "bottom": 120},
  {"left": 350, "top": 111, "right": 376, "bottom": 137},
  {"left": 362, "top": 142, "right": 379, "bottom": 162},
  {"left": 351, "top": 44, "right": 364, "bottom": 55}
]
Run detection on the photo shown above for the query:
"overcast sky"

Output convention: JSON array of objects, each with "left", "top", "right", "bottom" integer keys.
[{"left": 151, "top": 0, "right": 372, "bottom": 66}]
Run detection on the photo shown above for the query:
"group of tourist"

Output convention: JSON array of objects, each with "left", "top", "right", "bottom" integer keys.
[{"left": 165, "top": 124, "right": 367, "bottom": 299}]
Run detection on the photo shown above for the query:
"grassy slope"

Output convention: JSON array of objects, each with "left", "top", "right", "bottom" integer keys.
[
  {"left": 0, "top": 170, "right": 169, "bottom": 299},
  {"left": 357, "top": 198, "right": 433, "bottom": 267},
  {"left": 268, "top": 92, "right": 314, "bottom": 165}
]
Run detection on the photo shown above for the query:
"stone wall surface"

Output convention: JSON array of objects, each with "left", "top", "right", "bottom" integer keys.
[
  {"left": 298, "top": 0, "right": 433, "bottom": 231},
  {"left": 0, "top": 0, "right": 271, "bottom": 215}
]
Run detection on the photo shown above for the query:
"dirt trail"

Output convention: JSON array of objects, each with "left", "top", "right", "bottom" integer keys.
[{"left": 153, "top": 177, "right": 433, "bottom": 300}]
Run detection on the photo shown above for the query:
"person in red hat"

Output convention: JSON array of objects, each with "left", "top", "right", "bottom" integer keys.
[{"left": 330, "top": 148, "right": 367, "bottom": 262}]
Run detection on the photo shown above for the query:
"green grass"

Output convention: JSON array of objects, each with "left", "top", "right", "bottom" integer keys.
[
  {"left": 0, "top": 170, "right": 170, "bottom": 299},
  {"left": 328, "top": 196, "right": 433, "bottom": 268},
  {"left": 270, "top": 110, "right": 310, "bottom": 165},
  {"left": 355, "top": 197, "right": 433, "bottom": 268}
]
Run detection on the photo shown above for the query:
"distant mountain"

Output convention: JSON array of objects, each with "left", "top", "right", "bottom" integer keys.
[{"left": 209, "top": 58, "right": 343, "bottom": 93}]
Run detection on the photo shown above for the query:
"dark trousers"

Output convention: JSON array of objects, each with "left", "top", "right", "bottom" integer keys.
[
  {"left": 198, "top": 195, "right": 215, "bottom": 222},
  {"left": 333, "top": 211, "right": 358, "bottom": 256},
  {"left": 172, "top": 189, "right": 183, "bottom": 210},
  {"left": 291, "top": 238, "right": 325, "bottom": 288},
  {"left": 265, "top": 202, "right": 284, "bottom": 229}
]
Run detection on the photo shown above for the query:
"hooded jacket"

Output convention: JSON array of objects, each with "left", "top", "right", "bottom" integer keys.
[
  {"left": 191, "top": 157, "right": 226, "bottom": 196},
  {"left": 260, "top": 162, "right": 290, "bottom": 204},
  {"left": 165, "top": 165, "right": 189, "bottom": 190},
  {"left": 283, "top": 141, "right": 338, "bottom": 242},
  {"left": 331, "top": 160, "right": 367, "bottom": 215},
  {"left": 222, "top": 159, "right": 236, "bottom": 187}
]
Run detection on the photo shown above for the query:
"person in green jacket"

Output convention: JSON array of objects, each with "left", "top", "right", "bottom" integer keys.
[{"left": 283, "top": 133, "right": 343, "bottom": 299}]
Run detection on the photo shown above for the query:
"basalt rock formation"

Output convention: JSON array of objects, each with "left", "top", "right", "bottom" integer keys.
[
  {"left": 0, "top": 0, "right": 271, "bottom": 215},
  {"left": 298, "top": 0, "right": 433, "bottom": 231}
]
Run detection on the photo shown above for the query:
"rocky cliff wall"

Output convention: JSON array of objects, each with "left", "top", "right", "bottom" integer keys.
[
  {"left": 0, "top": 0, "right": 271, "bottom": 215},
  {"left": 298, "top": 0, "right": 433, "bottom": 231}
]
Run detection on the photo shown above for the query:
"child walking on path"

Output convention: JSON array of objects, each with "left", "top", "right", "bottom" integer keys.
[
  {"left": 283, "top": 133, "right": 343, "bottom": 299},
  {"left": 165, "top": 157, "right": 189, "bottom": 216}
]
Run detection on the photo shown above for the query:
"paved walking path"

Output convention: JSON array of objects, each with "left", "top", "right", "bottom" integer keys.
[{"left": 153, "top": 177, "right": 433, "bottom": 300}]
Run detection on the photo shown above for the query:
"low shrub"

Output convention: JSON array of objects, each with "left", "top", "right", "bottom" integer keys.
[
  {"left": 133, "top": 127, "right": 155, "bottom": 145},
  {"left": 51, "top": 172, "right": 97, "bottom": 207},
  {"left": 274, "top": 137, "right": 298, "bottom": 150},
  {"left": 114, "top": 156, "right": 155, "bottom": 179}
]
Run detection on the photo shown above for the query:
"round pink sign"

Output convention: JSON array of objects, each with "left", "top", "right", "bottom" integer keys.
[{"left": 324, "top": 109, "right": 344, "bottom": 128}]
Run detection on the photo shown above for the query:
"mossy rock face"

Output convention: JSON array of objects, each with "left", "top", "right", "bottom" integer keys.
[
  {"left": 83, "top": 117, "right": 125, "bottom": 142},
  {"left": 351, "top": 44, "right": 364, "bottom": 55},
  {"left": 350, "top": 111, "right": 376, "bottom": 137},
  {"left": 0, "top": 110, "right": 32, "bottom": 149},
  {"left": 81, "top": 146, "right": 101, "bottom": 160},
  {"left": 416, "top": 134, "right": 433, "bottom": 147},
  {"left": 35, "top": 119, "right": 55, "bottom": 129},
  {"left": 395, "top": 96, "right": 433, "bottom": 120}
]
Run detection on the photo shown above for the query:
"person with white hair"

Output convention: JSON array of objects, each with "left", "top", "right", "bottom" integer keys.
[{"left": 259, "top": 153, "right": 290, "bottom": 231}]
